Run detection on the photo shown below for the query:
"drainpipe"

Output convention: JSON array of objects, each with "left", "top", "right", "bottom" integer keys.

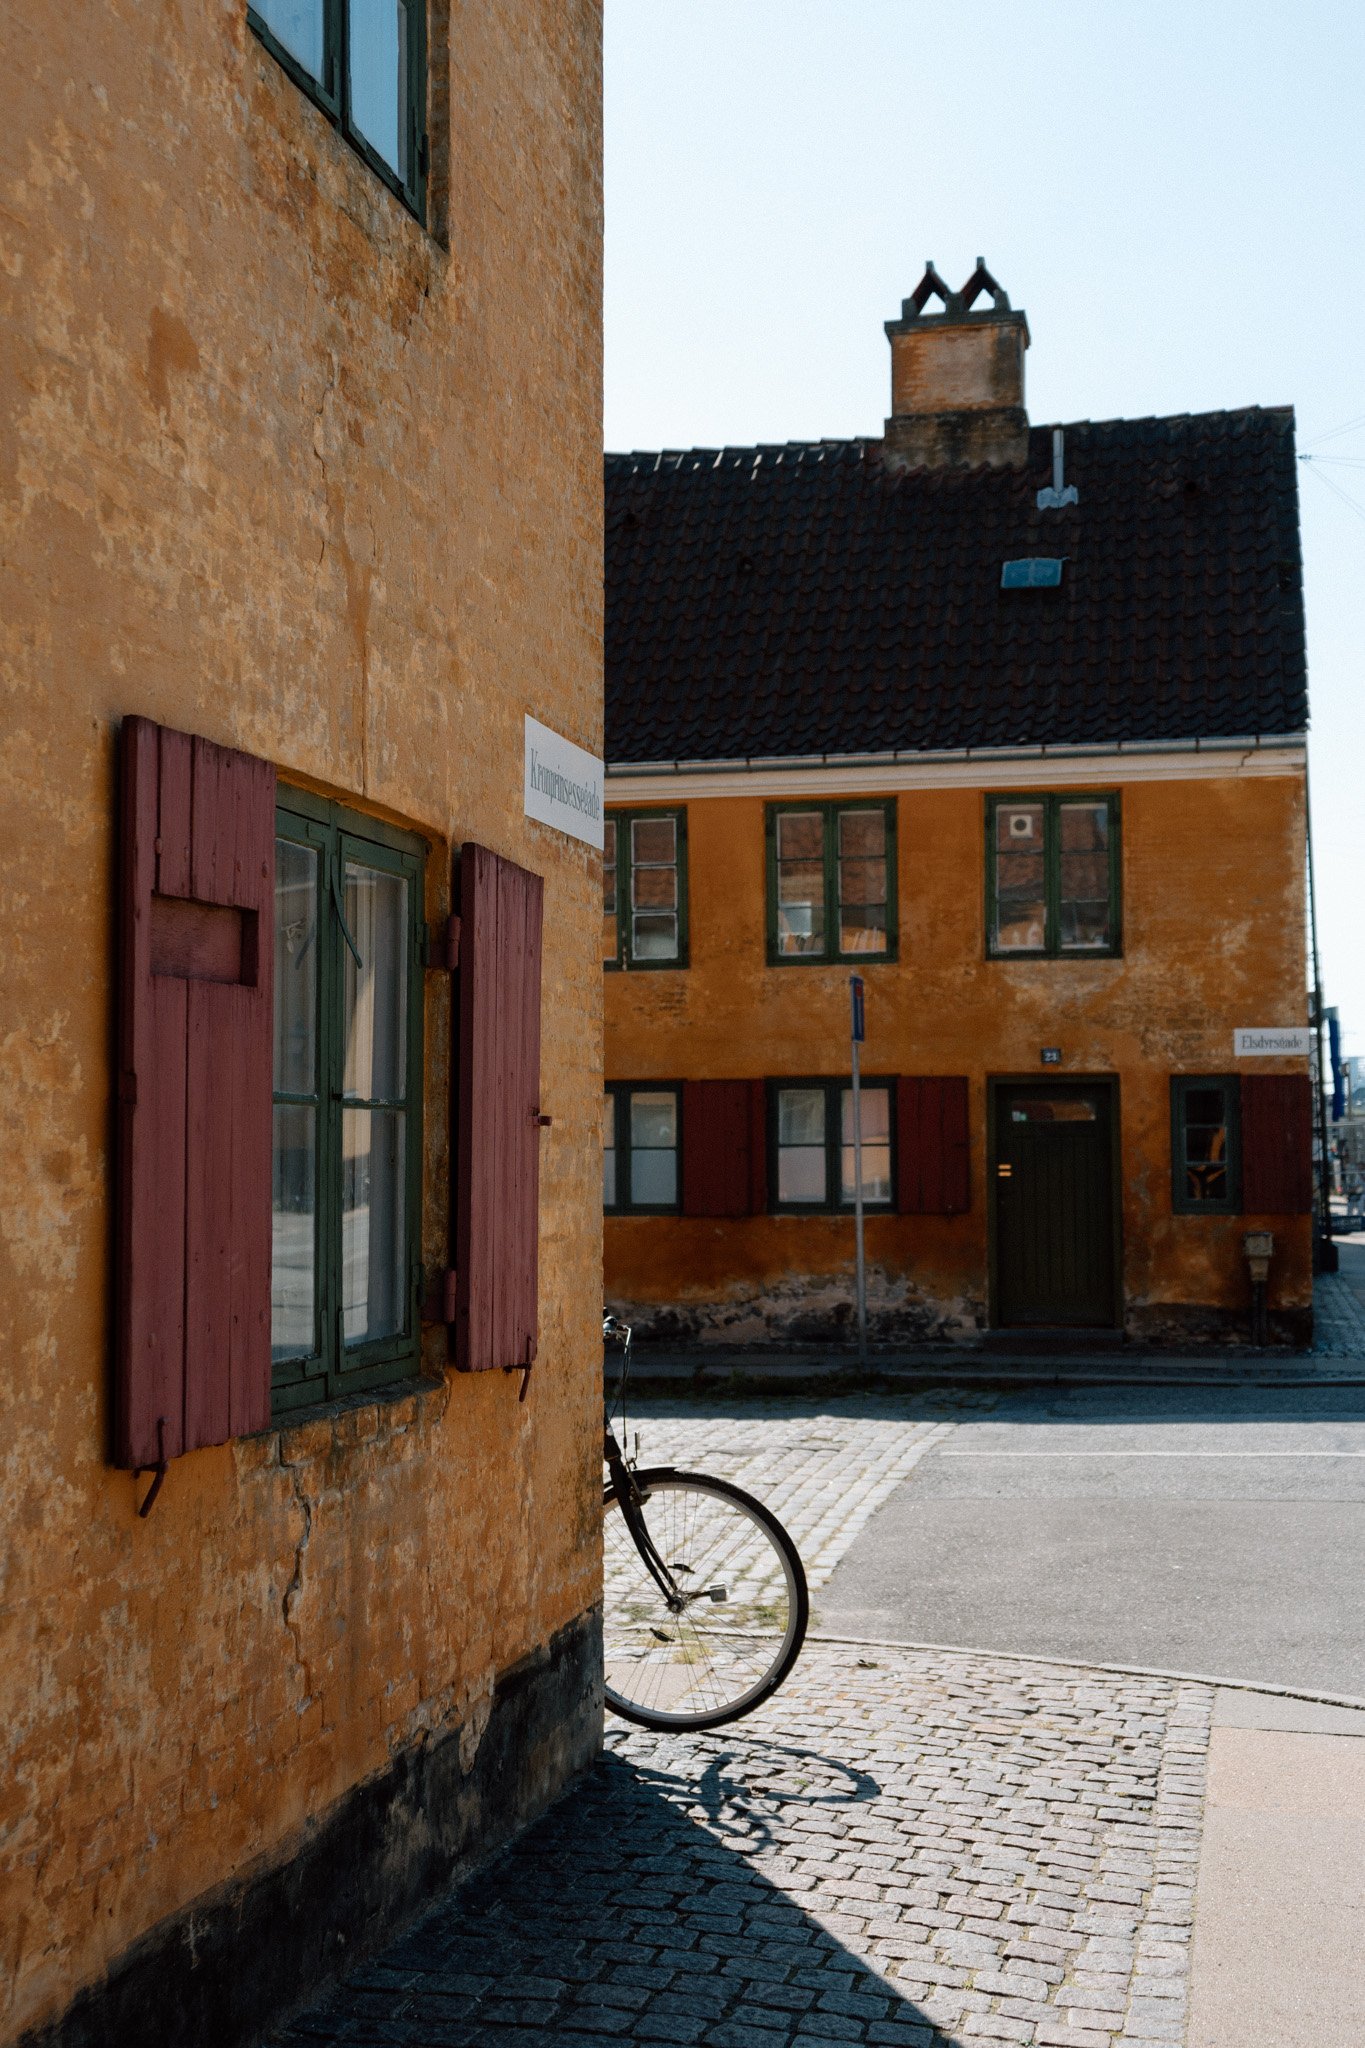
[{"left": 1305, "top": 763, "right": 1336, "bottom": 1271}]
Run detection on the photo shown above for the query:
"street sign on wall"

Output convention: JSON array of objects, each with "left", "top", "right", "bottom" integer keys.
[
  {"left": 523, "top": 715, "right": 605, "bottom": 848},
  {"left": 1234, "top": 1027, "right": 1311, "bottom": 1058}
]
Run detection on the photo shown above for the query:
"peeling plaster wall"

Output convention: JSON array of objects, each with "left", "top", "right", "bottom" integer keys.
[
  {"left": 605, "top": 778, "right": 1311, "bottom": 1345},
  {"left": 0, "top": 2, "right": 603, "bottom": 2038}
]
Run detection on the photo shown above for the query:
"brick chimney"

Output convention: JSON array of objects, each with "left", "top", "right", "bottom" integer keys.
[{"left": 882, "top": 259, "right": 1029, "bottom": 471}]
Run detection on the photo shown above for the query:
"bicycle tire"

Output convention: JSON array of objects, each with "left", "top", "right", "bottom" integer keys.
[{"left": 602, "top": 1468, "right": 809, "bottom": 1731}]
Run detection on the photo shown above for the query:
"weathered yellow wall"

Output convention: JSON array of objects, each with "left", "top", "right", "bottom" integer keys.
[
  {"left": 0, "top": 1, "right": 602, "bottom": 2036},
  {"left": 604, "top": 775, "right": 1310, "bottom": 1340}
]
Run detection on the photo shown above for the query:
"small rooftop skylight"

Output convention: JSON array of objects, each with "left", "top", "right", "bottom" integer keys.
[{"left": 1001, "top": 558, "right": 1065, "bottom": 589}]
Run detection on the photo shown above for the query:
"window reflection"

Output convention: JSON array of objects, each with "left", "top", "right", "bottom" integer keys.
[
  {"left": 840, "top": 1086, "right": 892, "bottom": 1203},
  {"left": 348, "top": 0, "right": 410, "bottom": 179},
  {"left": 775, "top": 813, "right": 825, "bottom": 956},
  {"left": 629, "top": 1090, "right": 677, "bottom": 1205},
  {"left": 777, "top": 1087, "right": 827, "bottom": 1203}
]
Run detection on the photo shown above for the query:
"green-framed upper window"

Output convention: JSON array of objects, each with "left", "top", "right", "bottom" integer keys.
[
  {"left": 765, "top": 801, "right": 897, "bottom": 965},
  {"left": 272, "top": 789, "right": 425, "bottom": 1413},
  {"left": 249, "top": 0, "right": 427, "bottom": 218},
  {"left": 1171, "top": 1075, "right": 1241, "bottom": 1214},
  {"left": 987, "top": 792, "right": 1121, "bottom": 958},
  {"left": 768, "top": 1079, "right": 894, "bottom": 1212},
  {"left": 603, "top": 1084, "right": 681, "bottom": 1213},
  {"left": 603, "top": 810, "right": 688, "bottom": 970}
]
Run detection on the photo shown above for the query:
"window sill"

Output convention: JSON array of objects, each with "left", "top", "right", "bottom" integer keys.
[{"left": 262, "top": 1370, "right": 447, "bottom": 1444}]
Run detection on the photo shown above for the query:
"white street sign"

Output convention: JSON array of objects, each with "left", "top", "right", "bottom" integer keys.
[
  {"left": 523, "top": 715, "right": 604, "bottom": 848},
  {"left": 1234, "top": 1027, "right": 1311, "bottom": 1058}
]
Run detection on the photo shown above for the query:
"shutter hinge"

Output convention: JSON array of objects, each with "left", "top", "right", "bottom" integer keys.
[
  {"left": 421, "top": 1267, "right": 458, "bottom": 1324},
  {"left": 517, "top": 1333, "right": 537, "bottom": 1402},
  {"left": 423, "top": 916, "right": 460, "bottom": 971},
  {"left": 533, "top": 1107, "right": 553, "bottom": 1128},
  {"left": 136, "top": 1417, "right": 169, "bottom": 1518},
  {"left": 118, "top": 1070, "right": 138, "bottom": 1105}
]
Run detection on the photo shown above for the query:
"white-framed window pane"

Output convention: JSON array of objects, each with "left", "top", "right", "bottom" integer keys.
[
  {"left": 840, "top": 1087, "right": 892, "bottom": 1204},
  {"left": 348, "top": 0, "right": 409, "bottom": 178},
  {"left": 255, "top": 0, "right": 325, "bottom": 80}
]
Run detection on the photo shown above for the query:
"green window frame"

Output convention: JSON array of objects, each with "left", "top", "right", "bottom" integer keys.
[
  {"left": 765, "top": 801, "right": 898, "bottom": 965},
  {"left": 603, "top": 809, "right": 689, "bottom": 970},
  {"left": 248, "top": 0, "right": 427, "bottom": 219},
  {"left": 767, "top": 1078, "right": 896, "bottom": 1213},
  {"left": 272, "top": 788, "right": 425, "bottom": 1414},
  {"left": 1171, "top": 1075, "right": 1241, "bottom": 1215},
  {"left": 986, "top": 792, "right": 1122, "bottom": 958},
  {"left": 603, "top": 1084, "right": 682, "bottom": 1213}
]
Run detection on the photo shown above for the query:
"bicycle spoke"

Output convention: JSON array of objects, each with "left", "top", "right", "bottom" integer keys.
[{"left": 603, "top": 1472, "right": 807, "bottom": 1729}]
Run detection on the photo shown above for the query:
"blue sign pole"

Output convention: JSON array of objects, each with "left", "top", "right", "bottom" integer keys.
[{"left": 850, "top": 976, "right": 867, "bottom": 1365}]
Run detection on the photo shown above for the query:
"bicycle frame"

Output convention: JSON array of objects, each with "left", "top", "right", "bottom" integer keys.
[{"left": 603, "top": 1310, "right": 691, "bottom": 1614}]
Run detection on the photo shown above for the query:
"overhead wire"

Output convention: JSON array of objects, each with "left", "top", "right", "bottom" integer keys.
[
  {"left": 1303, "top": 410, "right": 1365, "bottom": 448},
  {"left": 1301, "top": 459, "right": 1365, "bottom": 531}
]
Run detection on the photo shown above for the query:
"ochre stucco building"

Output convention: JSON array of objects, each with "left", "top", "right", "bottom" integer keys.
[
  {"left": 603, "top": 265, "right": 1313, "bottom": 1351},
  {"left": 1, "top": 5, "right": 603, "bottom": 2043}
]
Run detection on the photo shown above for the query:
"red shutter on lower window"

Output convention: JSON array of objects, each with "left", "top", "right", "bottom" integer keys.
[
  {"left": 682, "top": 1081, "right": 765, "bottom": 1217},
  {"left": 454, "top": 843, "right": 545, "bottom": 1372},
  {"left": 897, "top": 1076, "right": 971, "bottom": 1215},
  {"left": 1241, "top": 1074, "right": 1313, "bottom": 1214},
  {"left": 748, "top": 1080, "right": 769, "bottom": 1213},
  {"left": 115, "top": 717, "right": 275, "bottom": 1469}
]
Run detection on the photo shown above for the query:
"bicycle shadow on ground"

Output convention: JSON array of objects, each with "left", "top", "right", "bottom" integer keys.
[
  {"left": 627, "top": 1734, "right": 881, "bottom": 1856},
  {"left": 274, "top": 1741, "right": 945, "bottom": 2047}
]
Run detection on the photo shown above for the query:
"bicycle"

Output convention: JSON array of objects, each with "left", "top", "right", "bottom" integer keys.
[{"left": 601, "top": 1312, "right": 809, "bottom": 1731}]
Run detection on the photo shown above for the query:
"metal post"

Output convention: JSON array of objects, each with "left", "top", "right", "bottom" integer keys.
[{"left": 850, "top": 976, "right": 867, "bottom": 1365}]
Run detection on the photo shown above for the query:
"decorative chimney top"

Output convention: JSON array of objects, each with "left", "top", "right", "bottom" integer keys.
[{"left": 882, "top": 259, "right": 1030, "bottom": 472}]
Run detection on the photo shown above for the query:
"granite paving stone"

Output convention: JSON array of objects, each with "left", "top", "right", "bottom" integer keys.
[{"left": 271, "top": 1642, "right": 1211, "bottom": 2048}]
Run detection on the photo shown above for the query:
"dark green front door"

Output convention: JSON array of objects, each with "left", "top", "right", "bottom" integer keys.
[{"left": 993, "top": 1082, "right": 1118, "bottom": 1327}]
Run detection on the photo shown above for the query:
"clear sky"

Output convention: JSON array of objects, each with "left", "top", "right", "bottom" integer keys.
[{"left": 604, "top": 0, "right": 1364, "bottom": 1055}]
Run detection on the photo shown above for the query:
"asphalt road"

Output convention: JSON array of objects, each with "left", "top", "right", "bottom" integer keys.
[{"left": 817, "top": 1381, "right": 1365, "bottom": 1698}]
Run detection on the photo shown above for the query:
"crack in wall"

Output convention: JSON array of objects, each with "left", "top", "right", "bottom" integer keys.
[
  {"left": 311, "top": 350, "right": 338, "bottom": 567},
  {"left": 280, "top": 1449, "right": 317, "bottom": 1704}
]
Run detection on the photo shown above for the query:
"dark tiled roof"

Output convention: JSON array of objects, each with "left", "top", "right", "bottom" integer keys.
[{"left": 604, "top": 410, "right": 1307, "bottom": 763}]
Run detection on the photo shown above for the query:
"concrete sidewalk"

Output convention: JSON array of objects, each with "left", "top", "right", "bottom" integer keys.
[
  {"left": 1189, "top": 1686, "right": 1365, "bottom": 2048},
  {"left": 607, "top": 1267, "right": 1365, "bottom": 1397}
]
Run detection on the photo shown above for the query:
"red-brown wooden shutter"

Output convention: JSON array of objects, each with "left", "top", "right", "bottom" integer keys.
[
  {"left": 682, "top": 1080, "right": 767, "bottom": 1217},
  {"left": 454, "top": 842, "right": 545, "bottom": 1372},
  {"left": 748, "top": 1079, "right": 769, "bottom": 1213},
  {"left": 115, "top": 717, "right": 275, "bottom": 1469},
  {"left": 897, "top": 1076, "right": 971, "bottom": 1215},
  {"left": 1240, "top": 1074, "right": 1313, "bottom": 1214}
]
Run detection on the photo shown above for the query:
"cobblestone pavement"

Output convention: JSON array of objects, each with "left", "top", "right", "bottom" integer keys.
[
  {"left": 611, "top": 1394, "right": 990, "bottom": 1593},
  {"left": 1314, "top": 1270, "right": 1365, "bottom": 1357},
  {"left": 273, "top": 1644, "right": 1211, "bottom": 2048}
]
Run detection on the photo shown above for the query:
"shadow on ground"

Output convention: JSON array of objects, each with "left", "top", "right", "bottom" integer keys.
[{"left": 272, "top": 1740, "right": 942, "bottom": 2047}]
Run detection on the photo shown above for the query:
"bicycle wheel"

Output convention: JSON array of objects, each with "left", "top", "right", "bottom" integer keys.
[{"left": 602, "top": 1468, "right": 809, "bottom": 1731}]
